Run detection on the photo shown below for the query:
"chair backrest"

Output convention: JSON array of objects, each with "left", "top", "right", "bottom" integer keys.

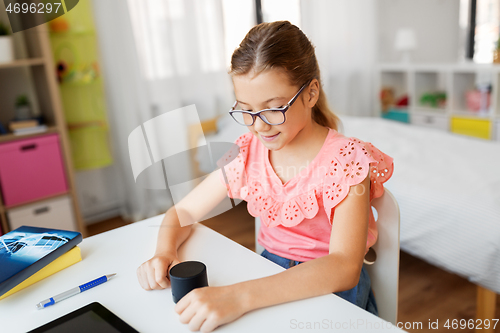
[
  {"left": 365, "top": 188, "right": 400, "bottom": 325},
  {"left": 255, "top": 217, "right": 265, "bottom": 256},
  {"left": 255, "top": 189, "right": 400, "bottom": 325}
]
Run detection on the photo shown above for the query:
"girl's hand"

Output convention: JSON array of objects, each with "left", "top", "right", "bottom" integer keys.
[
  {"left": 174, "top": 285, "right": 249, "bottom": 332},
  {"left": 137, "top": 252, "right": 181, "bottom": 290}
]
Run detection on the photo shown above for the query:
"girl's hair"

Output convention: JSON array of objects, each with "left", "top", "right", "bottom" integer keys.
[{"left": 229, "top": 21, "right": 340, "bottom": 131}]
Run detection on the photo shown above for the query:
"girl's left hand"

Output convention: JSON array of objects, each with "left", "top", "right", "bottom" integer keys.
[{"left": 174, "top": 285, "right": 249, "bottom": 332}]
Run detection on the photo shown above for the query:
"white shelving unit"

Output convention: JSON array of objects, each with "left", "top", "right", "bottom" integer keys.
[
  {"left": 0, "top": 16, "right": 86, "bottom": 236},
  {"left": 376, "top": 63, "right": 500, "bottom": 141}
]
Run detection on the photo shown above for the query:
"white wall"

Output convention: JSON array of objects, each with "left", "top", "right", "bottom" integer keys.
[{"left": 377, "top": 0, "right": 461, "bottom": 63}]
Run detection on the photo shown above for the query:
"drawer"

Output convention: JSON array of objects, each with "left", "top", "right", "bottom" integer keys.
[
  {"left": 450, "top": 117, "right": 491, "bottom": 140},
  {"left": 7, "top": 196, "right": 77, "bottom": 231},
  {"left": 381, "top": 108, "right": 410, "bottom": 123},
  {"left": 411, "top": 113, "right": 448, "bottom": 131},
  {"left": 0, "top": 134, "right": 68, "bottom": 207}
]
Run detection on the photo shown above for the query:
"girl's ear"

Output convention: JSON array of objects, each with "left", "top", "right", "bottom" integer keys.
[{"left": 306, "top": 79, "right": 320, "bottom": 108}]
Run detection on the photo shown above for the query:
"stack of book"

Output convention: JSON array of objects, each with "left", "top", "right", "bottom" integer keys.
[
  {"left": 9, "top": 120, "right": 47, "bottom": 136},
  {"left": 0, "top": 226, "right": 82, "bottom": 300}
]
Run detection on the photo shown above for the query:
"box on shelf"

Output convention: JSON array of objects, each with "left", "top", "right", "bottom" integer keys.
[
  {"left": 411, "top": 113, "right": 448, "bottom": 131},
  {"left": 7, "top": 196, "right": 77, "bottom": 231},
  {"left": 0, "top": 134, "right": 68, "bottom": 207},
  {"left": 450, "top": 117, "right": 491, "bottom": 140},
  {"left": 381, "top": 108, "right": 410, "bottom": 123}
]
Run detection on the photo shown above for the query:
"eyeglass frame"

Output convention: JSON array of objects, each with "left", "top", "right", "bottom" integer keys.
[{"left": 229, "top": 80, "right": 312, "bottom": 126}]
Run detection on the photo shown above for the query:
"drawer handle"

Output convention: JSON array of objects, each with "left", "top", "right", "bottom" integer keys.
[
  {"left": 34, "top": 207, "right": 50, "bottom": 215},
  {"left": 21, "top": 144, "right": 37, "bottom": 151}
]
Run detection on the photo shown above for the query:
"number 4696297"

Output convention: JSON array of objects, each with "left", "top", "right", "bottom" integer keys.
[
  {"left": 444, "top": 319, "right": 498, "bottom": 330},
  {"left": 6, "top": 2, "right": 62, "bottom": 14}
]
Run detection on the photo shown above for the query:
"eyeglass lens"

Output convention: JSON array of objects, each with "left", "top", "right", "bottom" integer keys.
[{"left": 231, "top": 109, "right": 285, "bottom": 125}]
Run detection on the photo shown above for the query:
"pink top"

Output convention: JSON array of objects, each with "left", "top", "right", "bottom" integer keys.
[{"left": 218, "top": 128, "right": 394, "bottom": 262}]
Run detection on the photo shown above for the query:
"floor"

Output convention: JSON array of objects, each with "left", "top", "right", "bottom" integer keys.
[{"left": 87, "top": 202, "right": 500, "bottom": 332}]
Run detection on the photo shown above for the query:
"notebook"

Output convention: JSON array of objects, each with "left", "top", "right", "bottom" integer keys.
[{"left": 0, "top": 226, "right": 82, "bottom": 298}]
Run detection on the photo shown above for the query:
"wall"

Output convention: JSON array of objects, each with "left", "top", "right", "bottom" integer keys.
[{"left": 377, "top": 0, "right": 461, "bottom": 63}]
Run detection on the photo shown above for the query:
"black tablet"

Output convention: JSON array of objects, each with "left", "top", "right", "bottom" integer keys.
[{"left": 28, "top": 302, "right": 139, "bottom": 333}]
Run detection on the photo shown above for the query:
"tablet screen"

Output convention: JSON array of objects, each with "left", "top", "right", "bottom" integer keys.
[
  {"left": 41, "top": 311, "right": 121, "bottom": 333},
  {"left": 29, "top": 302, "right": 138, "bottom": 333}
]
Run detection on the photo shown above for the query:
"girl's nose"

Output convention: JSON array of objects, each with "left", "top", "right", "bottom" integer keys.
[{"left": 253, "top": 116, "right": 271, "bottom": 132}]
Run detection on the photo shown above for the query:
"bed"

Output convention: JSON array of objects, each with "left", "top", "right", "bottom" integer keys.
[{"left": 191, "top": 114, "right": 500, "bottom": 323}]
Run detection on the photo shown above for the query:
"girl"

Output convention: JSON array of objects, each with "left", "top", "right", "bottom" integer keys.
[{"left": 137, "top": 21, "right": 393, "bottom": 332}]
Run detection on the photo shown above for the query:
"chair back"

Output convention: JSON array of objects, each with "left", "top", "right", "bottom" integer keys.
[
  {"left": 365, "top": 189, "right": 400, "bottom": 325},
  {"left": 254, "top": 189, "right": 400, "bottom": 325},
  {"left": 255, "top": 217, "right": 264, "bottom": 255}
]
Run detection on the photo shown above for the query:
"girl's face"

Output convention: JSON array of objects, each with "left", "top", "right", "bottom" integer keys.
[{"left": 232, "top": 69, "right": 318, "bottom": 151}]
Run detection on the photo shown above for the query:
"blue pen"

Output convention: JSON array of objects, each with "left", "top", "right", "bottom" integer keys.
[{"left": 36, "top": 274, "right": 116, "bottom": 309}]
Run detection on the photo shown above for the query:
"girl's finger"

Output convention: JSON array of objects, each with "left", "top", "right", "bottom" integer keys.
[
  {"left": 136, "top": 267, "right": 149, "bottom": 290},
  {"left": 188, "top": 310, "right": 208, "bottom": 332},
  {"left": 174, "top": 292, "right": 191, "bottom": 314},
  {"left": 146, "top": 267, "right": 159, "bottom": 290},
  {"left": 177, "top": 300, "right": 197, "bottom": 325},
  {"left": 200, "top": 316, "right": 219, "bottom": 333},
  {"left": 167, "top": 259, "right": 181, "bottom": 281},
  {"left": 154, "top": 263, "right": 169, "bottom": 289}
]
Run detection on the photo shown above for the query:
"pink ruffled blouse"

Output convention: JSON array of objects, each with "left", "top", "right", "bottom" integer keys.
[{"left": 218, "top": 128, "right": 394, "bottom": 262}]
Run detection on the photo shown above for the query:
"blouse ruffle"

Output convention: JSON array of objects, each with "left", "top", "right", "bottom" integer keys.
[
  {"left": 218, "top": 130, "right": 394, "bottom": 229},
  {"left": 217, "top": 132, "right": 253, "bottom": 200}
]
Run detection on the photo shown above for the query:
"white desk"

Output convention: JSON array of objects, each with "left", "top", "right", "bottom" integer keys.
[{"left": 0, "top": 215, "right": 402, "bottom": 332}]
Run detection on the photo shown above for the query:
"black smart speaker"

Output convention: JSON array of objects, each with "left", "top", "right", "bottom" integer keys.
[{"left": 169, "top": 261, "right": 208, "bottom": 303}]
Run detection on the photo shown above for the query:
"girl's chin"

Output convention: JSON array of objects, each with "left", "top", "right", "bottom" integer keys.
[{"left": 261, "top": 139, "right": 284, "bottom": 151}]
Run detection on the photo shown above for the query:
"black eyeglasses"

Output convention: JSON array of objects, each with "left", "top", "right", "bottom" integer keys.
[{"left": 229, "top": 81, "right": 311, "bottom": 126}]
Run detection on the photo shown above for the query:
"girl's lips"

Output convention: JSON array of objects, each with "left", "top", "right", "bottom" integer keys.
[{"left": 261, "top": 133, "right": 280, "bottom": 142}]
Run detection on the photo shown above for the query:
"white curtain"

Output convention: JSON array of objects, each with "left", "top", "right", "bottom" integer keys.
[
  {"left": 300, "top": 0, "right": 377, "bottom": 117},
  {"left": 91, "top": 0, "right": 232, "bottom": 221}
]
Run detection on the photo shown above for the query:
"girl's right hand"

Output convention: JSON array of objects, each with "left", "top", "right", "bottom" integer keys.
[{"left": 137, "top": 252, "right": 181, "bottom": 290}]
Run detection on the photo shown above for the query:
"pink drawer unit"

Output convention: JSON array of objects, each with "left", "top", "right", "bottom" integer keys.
[{"left": 0, "top": 134, "right": 68, "bottom": 207}]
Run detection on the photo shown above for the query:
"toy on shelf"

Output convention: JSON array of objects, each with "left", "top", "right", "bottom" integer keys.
[
  {"left": 419, "top": 92, "right": 446, "bottom": 109},
  {"left": 395, "top": 94, "right": 409, "bottom": 107},
  {"left": 380, "top": 87, "right": 395, "bottom": 112},
  {"left": 380, "top": 87, "right": 408, "bottom": 113},
  {"left": 465, "top": 84, "right": 491, "bottom": 114}
]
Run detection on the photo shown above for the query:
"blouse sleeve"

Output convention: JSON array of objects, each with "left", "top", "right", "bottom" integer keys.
[
  {"left": 322, "top": 137, "right": 394, "bottom": 224},
  {"left": 217, "top": 132, "right": 253, "bottom": 199}
]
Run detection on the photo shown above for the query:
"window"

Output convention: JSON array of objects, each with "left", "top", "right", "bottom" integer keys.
[
  {"left": 462, "top": 0, "right": 500, "bottom": 63},
  {"left": 221, "top": 0, "right": 301, "bottom": 70},
  {"left": 474, "top": 0, "right": 499, "bottom": 63}
]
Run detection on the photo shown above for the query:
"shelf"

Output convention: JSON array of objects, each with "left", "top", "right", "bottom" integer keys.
[
  {"left": 377, "top": 63, "right": 500, "bottom": 142},
  {"left": 0, "top": 24, "right": 86, "bottom": 236},
  {"left": 0, "top": 58, "right": 45, "bottom": 69},
  {"left": 0, "top": 126, "right": 59, "bottom": 144},
  {"left": 4, "top": 191, "right": 70, "bottom": 211}
]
